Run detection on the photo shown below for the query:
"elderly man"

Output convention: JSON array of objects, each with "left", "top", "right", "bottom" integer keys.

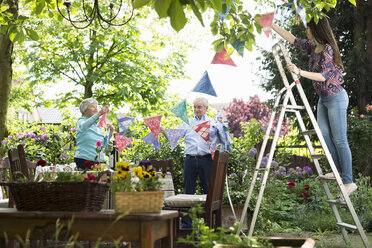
[
  {"left": 179, "top": 97, "right": 214, "bottom": 195},
  {"left": 161, "top": 97, "right": 214, "bottom": 228}
]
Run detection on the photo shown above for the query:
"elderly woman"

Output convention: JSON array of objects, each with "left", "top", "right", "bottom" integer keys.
[{"left": 74, "top": 98, "right": 114, "bottom": 170}]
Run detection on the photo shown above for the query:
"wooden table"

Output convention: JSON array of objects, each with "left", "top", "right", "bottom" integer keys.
[{"left": 0, "top": 208, "right": 178, "bottom": 248}]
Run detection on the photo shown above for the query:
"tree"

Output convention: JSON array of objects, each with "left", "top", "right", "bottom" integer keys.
[
  {"left": 0, "top": 0, "right": 356, "bottom": 140},
  {"left": 258, "top": 0, "right": 372, "bottom": 113},
  {"left": 18, "top": 15, "right": 187, "bottom": 114}
]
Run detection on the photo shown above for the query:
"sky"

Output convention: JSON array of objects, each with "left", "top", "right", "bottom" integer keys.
[{"left": 166, "top": 1, "right": 283, "bottom": 105}]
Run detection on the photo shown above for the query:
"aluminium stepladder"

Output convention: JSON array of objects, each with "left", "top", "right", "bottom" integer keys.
[{"left": 236, "top": 42, "right": 370, "bottom": 248}]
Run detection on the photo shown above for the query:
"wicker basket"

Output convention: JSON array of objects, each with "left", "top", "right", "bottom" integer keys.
[
  {"left": 2, "top": 181, "right": 109, "bottom": 211},
  {"left": 115, "top": 191, "right": 164, "bottom": 213}
]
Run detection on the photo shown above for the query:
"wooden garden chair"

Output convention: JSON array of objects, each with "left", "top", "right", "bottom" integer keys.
[{"left": 163, "top": 150, "right": 229, "bottom": 242}]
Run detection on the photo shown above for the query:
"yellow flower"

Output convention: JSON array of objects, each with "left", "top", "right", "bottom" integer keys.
[
  {"left": 116, "top": 162, "right": 130, "bottom": 171},
  {"left": 132, "top": 166, "right": 142, "bottom": 176},
  {"left": 138, "top": 187, "right": 143, "bottom": 191},
  {"left": 161, "top": 172, "right": 167, "bottom": 178}
]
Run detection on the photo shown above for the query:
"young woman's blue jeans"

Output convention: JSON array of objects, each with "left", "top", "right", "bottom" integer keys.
[{"left": 317, "top": 90, "right": 353, "bottom": 184}]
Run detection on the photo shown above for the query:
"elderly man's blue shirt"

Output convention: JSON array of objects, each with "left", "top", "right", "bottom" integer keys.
[{"left": 179, "top": 114, "right": 214, "bottom": 156}]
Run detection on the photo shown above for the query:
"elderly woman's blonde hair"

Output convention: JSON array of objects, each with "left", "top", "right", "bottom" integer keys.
[{"left": 79, "top": 98, "right": 98, "bottom": 115}]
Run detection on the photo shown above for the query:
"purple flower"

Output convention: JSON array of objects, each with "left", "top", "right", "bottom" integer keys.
[
  {"left": 7, "top": 136, "right": 13, "bottom": 140},
  {"left": 21, "top": 142, "right": 26, "bottom": 146},
  {"left": 296, "top": 167, "right": 302, "bottom": 173},
  {"left": 261, "top": 157, "right": 268, "bottom": 165},
  {"left": 27, "top": 132, "right": 36, "bottom": 138},
  {"left": 40, "top": 134, "right": 48, "bottom": 140},
  {"left": 16, "top": 133, "right": 23, "bottom": 139},
  {"left": 278, "top": 166, "right": 286, "bottom": 172},
  {"left": 1, "top": 140, "right": 7, "bottom": 145},
  {"left": 296, "top": 173, "right": 303, "bottom": 177},
  {"left": 274, "top": 170, "right": 280, "bottom": 176},
  {"left": 39, "top": 126, "right": 46, "bottom": 131},
  {"left": 59, "top": 153, "right": 68, "bottom": 160},
  {"left": 229, "top": 180, "right": 236, "bottom": 187},
  {"left": 303, "top": 166, "right": 313, "bottom": 174},
  {"left": 70, "top": 127, "right": 77, "bottom": 133},
  {"left": 230, "top": 173, "right": 238, "bottom": 178},
  {"left": 271, "top": 161, "right": 278, "bottom": 168},
  {"left": 289, "top": 168, "right": 295, "bottom": 172},
  {"left": 248, "top": 148, "right": 257, "bottom": 156}
]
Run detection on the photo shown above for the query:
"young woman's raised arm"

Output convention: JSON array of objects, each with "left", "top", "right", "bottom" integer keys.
[{"left": 271, "top": 23, "right": 296, "bottom": 44}]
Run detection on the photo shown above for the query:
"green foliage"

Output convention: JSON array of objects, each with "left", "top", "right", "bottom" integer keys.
[
  {"left": 1, "top": 114, "right": 77, "bottom": 165},
  {"left": 132, "top": 0, "right": 344, "bottom": 56},
  {"left": 17, "top": 14, "right": 187, "bottom": 115},
  {"left": 179, "top": 204, "right": 273, "bottom": 247},
  {"left": 347, "top": 107, "right": 372, "bottom": 177}
]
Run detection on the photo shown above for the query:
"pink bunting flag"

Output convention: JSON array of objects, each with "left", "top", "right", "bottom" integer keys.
[
  {"left": 211, "top": 48, "right": 237, "bottom": 67},
  {"left": 255, "top": 12, "right": 275, "bottom": 38},
  {"left": 192, "top": 121, "right": 210, "bottom": 142},
  {"left": 143, "top": 115, "right": 162, "bottom": 141},
  {"left": 115, "top": 133, "right": 133, "bottom": 153},
  {"left": 97, "top": 113, "right": 107, "bottom": 128}
]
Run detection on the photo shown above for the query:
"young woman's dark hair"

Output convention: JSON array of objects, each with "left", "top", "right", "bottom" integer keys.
[{"left": 308, "top": 17, "right": 344, "bottom": 70}]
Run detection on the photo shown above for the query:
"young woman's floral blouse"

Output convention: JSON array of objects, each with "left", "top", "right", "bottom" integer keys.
[{"left": 294, "top": 38, "right": 344, "bottom": 97}]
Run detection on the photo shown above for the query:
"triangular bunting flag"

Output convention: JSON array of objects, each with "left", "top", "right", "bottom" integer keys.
[
  {"left": 192, "top": 121, "right": 210, "bottom": 142},
  {"left": 209, "top": 126, "right": 222, "bottom": 151},
  {"left": 192, "top": 72, "right": 217, "bottom": 97},
  {"left": 143, "top": 115, "right": 162, "bottom": 141},
  {"left": 115, "top": 133, "right": 133, "bottom": 153},
  {"left": 294, "top": 0, "right": 307, "bottom": 28},
  {"left": 218, "top": 5, "right": 232, "bottom": 22},
  {"left": 255, "top": 12, "right": 275, "bottom": 37},
  {"left": 211, "top": 48, "right": 237, "bottom": 67},
  {"left": 97, "top": 113, "right": 107, "bottom": 128},
  {"left": 164, "top": 129, "right": 186, "bottom": 150},
  {"left": 171, "top": 100, "right": 189, "bottom": 124},
  {"left": 232, "top": 40, "right": 245, "bottom": 57},
  {"left": 117, "top": 116, "right": 134, "bottom": 135},
  {"left": 142, "top": 132, "right": 161, "bottom": 151}
]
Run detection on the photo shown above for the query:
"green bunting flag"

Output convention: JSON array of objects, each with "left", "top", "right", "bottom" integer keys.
[{"left": 171, "top": 99, "right": 189, "bottom": 124}]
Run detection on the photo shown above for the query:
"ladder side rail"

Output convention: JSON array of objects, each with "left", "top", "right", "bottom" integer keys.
[
  {"left": 248, "top": 86, "right": 294, "bottom": 236},
  {"left": 237, "top": 86, "right": 288, "bottom": 235},
  {"left": 275, "top": 42, "right": 369, "bottom": 247}
]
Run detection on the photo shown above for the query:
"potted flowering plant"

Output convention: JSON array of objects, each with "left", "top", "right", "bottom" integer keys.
[
  {"left": 111, "top": 160, "right": 167, "bottom": 213},
  {"left": 3, "top": 158, "right": 110, "bottom": 212}
]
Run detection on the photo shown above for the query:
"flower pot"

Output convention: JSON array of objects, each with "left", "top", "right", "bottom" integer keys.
[{"left": 114, "top": 191, "right": 164, "bottom": 213}]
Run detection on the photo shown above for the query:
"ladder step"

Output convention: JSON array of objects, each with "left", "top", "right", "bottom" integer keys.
[
  {"left": 275, "top": 105, "right": 305, "bottom": 111},
  {"left": 336, "top": 222, "right": 357, "bottom": 231},
  {"left": 327, "top": 199, "right": 347, "bottom": 206},
  {"left": 311, "top": 154, "right": 326, "bottom": 160},
  {"left": 302, "top": 129, "right": 316, "bottom": 136}
]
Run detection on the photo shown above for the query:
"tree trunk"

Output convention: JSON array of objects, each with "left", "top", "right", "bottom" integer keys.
[
  {"left": 0, "top": 33, "right": 13, "bottom": 141},
  {"left": 354, "top": 0, "right": 372, "bottom": 111},
  {"left": 0, "top": 0, "right": 18, "bottom": 141}
]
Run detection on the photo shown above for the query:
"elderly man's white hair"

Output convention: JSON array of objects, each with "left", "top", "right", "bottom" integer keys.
[
  {"left": 79, "top": 98, "right": 98, "bottom": 115},
  {"left": 193, "top": 97, "right": 208, "bottom": 107}
]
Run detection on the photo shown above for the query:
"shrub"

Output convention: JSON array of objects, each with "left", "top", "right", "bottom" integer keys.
[{"left": 224, "top": 95, "right": 290, "bottom": 137}]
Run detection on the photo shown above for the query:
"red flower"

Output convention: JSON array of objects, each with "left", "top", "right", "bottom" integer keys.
[
  {"left": 304, "top": 184, "right": 310, "bottom": 190},
  {"left": 300, "top": 193, "right": 309, "bottom": 199},
  {"left": 288, "top": 181, "right": 295, "bottom": 188},
  {"left": 84, "top": 173, "right": 96, "bottom": 181},
  {"left": 36, "top": 159, "right": 47, "bottom": 167},
  {"left": 84, "top": 161, "right": 92, "bottom": 169}
]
